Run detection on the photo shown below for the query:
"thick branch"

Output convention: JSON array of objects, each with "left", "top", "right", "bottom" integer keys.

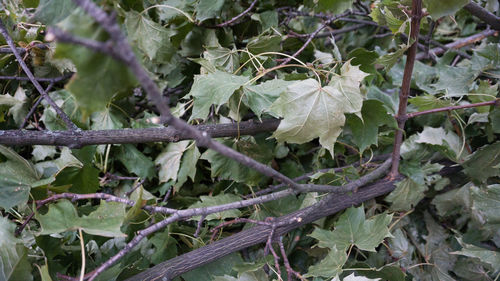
[
  {"left": 464, "top": 2, "right": 500, "bottom": 31},
  {"left": 126, "top": 179, "right": 398, "bottom": 281},
  {"left": 0, "top": 119, "right": 280, "bottom": 146}
]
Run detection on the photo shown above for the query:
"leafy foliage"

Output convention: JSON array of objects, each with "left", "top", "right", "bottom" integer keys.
[{"left": 0, "top": 0, "right": 500, "bottom": 280}]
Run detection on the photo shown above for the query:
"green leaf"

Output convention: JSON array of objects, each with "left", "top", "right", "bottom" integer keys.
[
  {"left": 309, "top": 205, "right": 393, "bottom": 252},
  {"left": 36, "top": 264, "right": 53, "bottom": 281},
  {"left": 463, "top": 142, "right": 500, "bottom": 182},
  {"left": 195, "top": 0, "right": 224, "bottom": 21},
  {"left": 204, "top": 46, "right": 239, "bottom": 73},
  {"left": 155, "top": 141, "right": 191, "bottom": 183},
  {"left": 242, "top": 79, "right": 292, "bottom": 119},
  {"left": 117, "top": 144, "right": 155, "bottom": 180},
  {"left": 54, "top": 10, "right": 137, "bottom": 115},
  {"left": 0, "top": 145, "right": 41, "bottom": 210},
  {"left": 315, "top": 0, "right": 354, "bottom": 14},
  {"left": 432, "top": 183, "right": 472, "bottom": 217},
  {"left": 453, "top": 237, "right": 500, "bottom": 271},
  {"left": 188, "top": 71, "right": 250, "bottom": 121},
  {"left": 189, "top": 193, "right": 241, "bottom": 221},
  {"left": 415, "top": 126, "right": 463, "bottom": 161},
  {"left": 375, "top": 43, "right": 410, "bottom": 71},
  {"left": 346, "top": 100, "right": 395, "bottom": 153},
  {"left": 125, "top": 10, "right": 176, "bottom": 63},
  {"left": 385, "top": 178, "right": 427, "bottom": 211},
  {"left": 32, "top": 146, "right": 57, "bottom": 162},
  {"left": 469, "top": 81, "right": 498, "bottom": 113},
  {"left": 32, "top": 0, "right": 77, "bottom": 25},
  {"left": 53, "top": 164, "right": 100, "bottom": 194},
  {"left": 0, "top": 87, "right": 30, "bottom": 126},
  {"left": 36, "top": 199, "right": 126, "bottom": 237},
  {"left": 0, "top": 217, "right": 33, "bottom": 281},
  {"left": 201, "top": 138, "right": 273, "bottom": 185},
  {"left": 470, "top": 185, "right": 500, "bottom": 232},
  {"left": 304, "top": 245, "right": 348, "bottom": 278},
  {"left": 175, "top": 143, "right": 200, "bottom": 190},
  {"left": 247, "top": 35, "right": 281, "bottom": 54},
  {"left": 271, "top": 61, "right": 368, "bottom": 156},
  {"left": 423, "top": 0, "right": 469, "bottom": 19}
]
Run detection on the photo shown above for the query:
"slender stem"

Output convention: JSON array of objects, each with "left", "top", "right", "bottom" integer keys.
[
  {"left": 20, "top": 82, "right": 55, "bottom": 129},
  {"left": 0, "top": 20, "right": 78, "bottom": 131},
  {"left": 215, "top": 0, "right": 258, "bottom": 27},
  {"left": 389, "top": 0, "right": 422, "bottom": 179},
  {"left": 406, "top": 100, "right": 499, "bottom": 118}
]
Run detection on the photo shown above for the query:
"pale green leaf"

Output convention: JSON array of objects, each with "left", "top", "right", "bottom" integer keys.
[
  {"left": 271, "top": 62, "right": 368, "bottom": 156},
  {"left": 453, "top": 237, "right": 500, "bottom": 271},
  {"left": 309, "top": 205, "right": 392, "bottom": 252},
  {"left": 32, "top": 146, "right": 57, "bottom": 162},
  {"left": 0, "top": 217, "right": 33, "bottom": 281},
  {"left": 463, "top": 142, "right": 500, "bottom": 182},
  {"left": 189, "top": 193, "right": 242, "bottom": 221},
  {"left": 155, "top": 141, "right": 190, "bottom": 183},
  {"left": 36, "top": 199, "right": 126, "bottom": 237},
  {"left": 385, "top": 178, "right": 427, "bottom": 211},
  {"left": 204, "top": 46, "right": 239, "bottom": 73},
  {"left": 432, "top": 183, "right": 472, "bottom": 217},
  {"left": 189, "top": 71, "right": 250, "bottom": 120},
  {"left": 242, "top": 79, "right": 292, "bottom": 119},
  {"left": 415, "top": 126, "right": 463, "bottom": 161},
  {"left": 471, "top": 185, "right": 500, "bottom": 231},
  {"left": 305, "top": 245, "right": 347, "bottom": 278},
  {"left": 342, "top": 273, "right": 381, "bottom": 281},
  {"left": 195, "top": 0, "right": 224, "bottom": 21},
  {"left": 0, "top": 145, "right": 40, "bottom": 210},
  {"left": 32, "top": 0, "right": 76, "bottom": 24},
  {"left": 175, "top": 143, "right": 200, "bottom": 190}
]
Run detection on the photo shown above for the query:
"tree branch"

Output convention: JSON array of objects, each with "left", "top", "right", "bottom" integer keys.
[
  {"left": 0, "top": 119, "right": 280, "bottom": 146},
  {"left": 464, "top": 2, "right": 500, "bottom": 31},
  {"left": 389, "top": 0, "right": 422, "bottom": 179},
  {"left": 126, "top": 179, "right": 399, "bottom": 281}
]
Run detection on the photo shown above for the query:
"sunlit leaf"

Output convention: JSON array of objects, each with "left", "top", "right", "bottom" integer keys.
[{"left": 271, "top": 61, "right": 368, "bottom": 156}]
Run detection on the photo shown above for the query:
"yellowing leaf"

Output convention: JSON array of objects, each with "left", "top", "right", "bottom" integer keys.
[{"left": 271, "top": 62, "right": 368, "bottom": 156}]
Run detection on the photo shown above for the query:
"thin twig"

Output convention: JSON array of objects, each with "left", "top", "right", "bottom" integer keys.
[
  {"left": 406, "top": 100, "right": 499, "bottom": 118},
  {"left": 0, "top": 73, "right": 72, "bottom": 82},
  {"left": 215, "top": 0, "right": 258, "bottom": 27},
  {"left": 279, "top": 11, "right": 350, "bottom": 65},
  {"left": 0, "top": 20, "right": 79, "bottom": 131},
  {"left": 389, "top": 0, "right": 423, "bottom": 179},
  {"left": 20, "top": 82, "right": 55, "bottom": 129}
]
